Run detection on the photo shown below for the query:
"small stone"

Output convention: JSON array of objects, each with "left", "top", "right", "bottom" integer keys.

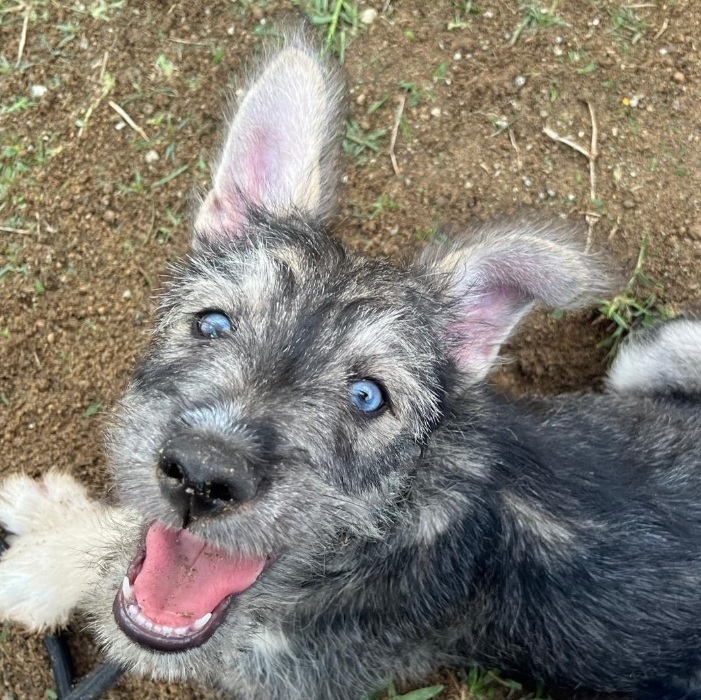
[
  {"left": 514, "top": 75, "right": 526, "bottom": 88},
  {"left": 251, "top": 6, "right": 264, "bottom": 20},
  {"left": 360, "top": 8, "right": 378, "bottom": 24},
  {"left": 145, "top": 149, "right": 159, "bottom": 164},
  {"left": 227, "top": 26, "right": 235, "bottom": 36},
  {"left": 689, "top": 224, "right": 701, "bottom": 240},
  {"left": 104, "top": 209, "right": 117, "bottom": 223},
  {"left": 673, "top": 71, "right": 685, "bottom": 83},
  {"left": 623, "top": 200, "right": 635, "bottom": 209},
  {"left": 355, "top": 93, "right": 366, "bottom": 106},
  {"left": 522, "top": 175, "right": 533, "bottom": 187},
  {"left": 453, "top": 51, "right": 462, "bottom": 60},
  {"left": 430, "top": 107, "right": 442, "bottom": 118},
  {"left": 122, "top": 289, "right": 133, "bottom": 300},
  {"left": 30, "top": 84, "right": 48, "bottom": 99}
]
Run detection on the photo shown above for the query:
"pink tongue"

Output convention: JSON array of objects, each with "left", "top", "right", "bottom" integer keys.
[{"left": 133, "top": 522, "right": 266, "bottom": 628}]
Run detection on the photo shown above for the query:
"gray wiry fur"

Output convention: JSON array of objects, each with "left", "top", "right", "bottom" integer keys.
[{"left": 2, "top": 29, "right": 701, "bottom": 700}]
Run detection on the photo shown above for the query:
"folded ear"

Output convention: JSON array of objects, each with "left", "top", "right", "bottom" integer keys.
[
  {"left": 194, "top": 29, "right": 346, "bottom": 246},
  {"left": 418, "top": 221, "right": 614, "bottom": 380}
]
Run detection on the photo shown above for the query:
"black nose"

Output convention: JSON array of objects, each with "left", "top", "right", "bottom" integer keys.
[{"left": 157, "top": 434, "right": 260, "bottom": 520}]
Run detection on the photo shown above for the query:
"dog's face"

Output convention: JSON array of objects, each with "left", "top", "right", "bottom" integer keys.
[
  {"left": 97, "top": 31, "right": 610, "bottom": 678},
  {"left": 106, "top": 220, "right": 446, "bottom": 651}
]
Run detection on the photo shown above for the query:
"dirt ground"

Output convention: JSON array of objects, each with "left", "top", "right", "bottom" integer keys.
[{"left": 1, "top": 0, "right": 700, "bottom": 698}]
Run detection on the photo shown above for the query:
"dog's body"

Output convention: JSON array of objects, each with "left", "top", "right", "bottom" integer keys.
[{"left": 2, "top": 30, "right": 701, "bottom": 700}]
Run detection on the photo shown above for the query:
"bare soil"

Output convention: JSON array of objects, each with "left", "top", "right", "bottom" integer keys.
[{"left": 1, "top": 1, "right": 699, "bottom": 698}]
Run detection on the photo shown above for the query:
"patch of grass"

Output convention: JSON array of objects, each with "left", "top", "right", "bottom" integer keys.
[
  {"left": 155, "top": 209, "right": 185, "bottom": 245},
  {"left": 510, "top": 2, "right": 568, "bottom": 46},
  {"left": 447, "top": 0, "right": 479, "bottom": 30},
  {"left": 597, "top": 235, "right": 672, "bottom": 360},
  {"left": 84, "top": 401, "right": 102, "bottom": 418},
  {"left": 343, "top": 120, "right": 386, "bottom": 164},
  {"left": 432, "top": 63, "right": 450, "bottom": 84},
  {"left": 576, "top": 60, "right": 597, "bottom": 75},
  {"left": 155, "top": 53, "right": 176, "bottom": 77},
  {"left": 369, "top": 193, "right": 398, "bottom": 219},
  {"left": 116, "top": 171, "right": 145, "bottom": 195},
  {"left": 0, "top": 96, "right": 36, "bottom": 115},
  {"left": 376, "top": 679, "right": 444, "bottom": 700},
  {"left": 70, "top": 0, "right": 125, "bottom": 22},
  {"left": 456, "top": 667, "right": 552, "bottom": 698},
  {"left": 294, "top": 0, "right": 359, "bottom": 62},
  {"left": 0, "top": 242, "right": 29, "bottom": 283},
  {"left": 609, "top": 6, "right": 647, "bottom": 46},
  {"left": 415, "top": 224, "right": 439, "bottom": 242}
]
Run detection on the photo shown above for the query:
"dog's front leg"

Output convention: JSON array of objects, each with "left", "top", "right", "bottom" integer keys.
[{"left": 0, "top": 471, "right": 139, "bottom": 631}]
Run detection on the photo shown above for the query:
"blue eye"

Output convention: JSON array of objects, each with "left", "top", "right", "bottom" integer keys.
[
  {"left": 349, "top": 379, "right": 386, "bottom": 414},
  {"left": 194, "top": 310, "right": 233, "bottom": 339}
]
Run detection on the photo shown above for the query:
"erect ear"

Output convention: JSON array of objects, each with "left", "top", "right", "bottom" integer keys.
[
  {"left": 194, "top": 29, "right": 346, "bottom": 246},
  {"left": 418, "top": 221, "right": 614, "bottom": 380}
]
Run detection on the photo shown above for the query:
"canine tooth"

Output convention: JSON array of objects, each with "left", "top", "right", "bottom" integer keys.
[
  {"left": 192, "top": 613, "right": 212, "bottom": 631},
  {"left": 121, "top": 576, "right": 134, "bottom": 602}
]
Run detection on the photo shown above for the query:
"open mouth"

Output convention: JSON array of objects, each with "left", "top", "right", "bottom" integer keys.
[{"left": 113, "top": 522, "right": 267, "bottom": 652}]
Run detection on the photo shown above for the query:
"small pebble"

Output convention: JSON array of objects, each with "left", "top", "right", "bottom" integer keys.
[
  {"left": 122, "top": 289, "right": 133, "bottom": 300},
  {"left": 673, "top": 71, "right": 685, "bottom": 83},
  {"left": 145, "top": 149, "right": 159, "bottom": 164},
  {"left": 430, "top": 107, "right": 442, "bottom": 118},
  {"left": 360, "top": 8, "right": 378, "bottom": 24},
  {"left": 514, "top": 75, "right": 526, "bottom": 88},
  {"left": 30, "top": 84, "right": 47, "bottom": 99}
]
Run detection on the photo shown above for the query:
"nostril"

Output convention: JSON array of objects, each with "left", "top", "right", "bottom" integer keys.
[
  {"left": 160, "top": 455, "right": 185, "bottom": 483},
  {"left": 209, "top": 481, "right": 235, "bottom": 502}
]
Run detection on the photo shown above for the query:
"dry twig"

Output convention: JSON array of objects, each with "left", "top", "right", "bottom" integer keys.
[
  {"left": 16, "top": 5, "right": 29, "bottom": 67},
  {"left": 108, "top": 101, "right": 149, "bottom": 141},
  {"left": 508, "top": 128, "right": 522, "bottom": 171},
  {"left": 653, "top": 18, "right": 669, "bottom": 40},
  {"left": 543, "top": 99, "right": 600, "bottom": 250},
  {"left": 389, "top": 94, "right": 406, "bottom": 176}
]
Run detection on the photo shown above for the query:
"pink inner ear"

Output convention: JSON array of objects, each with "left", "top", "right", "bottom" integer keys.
[
  {"left": 198, "top": 128, "right": 281, "bottom": 242},
  {"left": 449, "top": 285, "right": 530, "bottom": 372}
]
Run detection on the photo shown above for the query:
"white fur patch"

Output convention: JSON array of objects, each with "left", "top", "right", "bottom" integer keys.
[
  {"left": 0, "top": 471, "right": 136, "bottom": 631},
  {"left": 607, "top": 320, "right": 701, "bottom": 395}
]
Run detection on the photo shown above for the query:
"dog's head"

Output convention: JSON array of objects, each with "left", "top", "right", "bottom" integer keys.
[{"left": 102, "top": 28, "right": 610, "bottom": 674}]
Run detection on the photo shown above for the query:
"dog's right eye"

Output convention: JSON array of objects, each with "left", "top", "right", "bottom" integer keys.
[{"left": 193, "top": 310, "right": 233, "bottom": 339}]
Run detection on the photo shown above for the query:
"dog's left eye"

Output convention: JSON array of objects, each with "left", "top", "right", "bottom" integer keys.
[
  {"left": 349, "top": 379, "right": 386, "bottom": 414},
  {"left": 193, "top": 310, "right": 233, "bottom": 339}
]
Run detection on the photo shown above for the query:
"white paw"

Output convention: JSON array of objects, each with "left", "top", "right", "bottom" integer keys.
[
  {"left": 0, "top": 471, "right": 94, "bottom": 541},
  {"left": 0, "top": 472, "right": 121, "bottom": 632}
]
